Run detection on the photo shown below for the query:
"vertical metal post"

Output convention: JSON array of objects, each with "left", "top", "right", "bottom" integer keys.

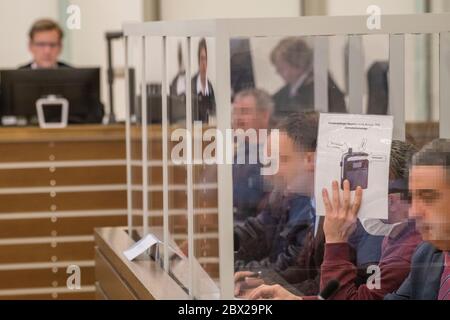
[
  {"left": 185, "top": 36, "right": 196, "bottom": 299},
  {"left": 141, "top": 37, "right": 149, "bottom": 237},
  {"left": 348, "top": 36, "right": 364, "bottom": 114},
  {"left": 314, "top": 36, "right": 329, "bottom": 113},
  {"left": 215, "top": 28, "right": 234, "bottom": 300},
  {"left": 125, "top": 36, "right": 133, "bottom": 235},
  {"left": 440, "top": 32, "right": 450, "bottom": 138},
  {"left": 389, "top": 34, "right": 406, "bottom": 141},
  {"left": 161, "top": 36, "right": 170, "bottom": 271}
]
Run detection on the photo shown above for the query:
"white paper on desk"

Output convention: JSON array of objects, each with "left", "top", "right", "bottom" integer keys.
[{"left": 123, "top": 234, "right": 161, "bottom": 261}]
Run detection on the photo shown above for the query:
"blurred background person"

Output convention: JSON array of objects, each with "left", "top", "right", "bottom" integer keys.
[
  {"left": 19, "top": 19, "right": 71, "bottom": 69},
  {"left": 232, "top": 88, "right": 273, "bottom": 222},
  {"left": 270, "top": 37, "right": 346, "bottom": 121},
  {"left": 192, "top": 38, "right": 215, "bottom": 123}
]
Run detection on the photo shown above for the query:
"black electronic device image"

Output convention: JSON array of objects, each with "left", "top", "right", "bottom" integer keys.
[{"left": 340, "top": 148, "right": 369, "bottom": 191}]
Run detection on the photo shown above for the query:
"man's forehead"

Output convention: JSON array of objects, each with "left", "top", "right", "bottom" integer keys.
[
  {"left": 410, "top": 165, "right": 448, "bottom": 189},
  {"left": 234, "top": 95, "right": 256, "bottom": 108}
]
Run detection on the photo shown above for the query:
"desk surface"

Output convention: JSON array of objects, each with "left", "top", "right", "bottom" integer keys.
[{"left": 95, "top": 227, "right": 189, "bottom": 300}]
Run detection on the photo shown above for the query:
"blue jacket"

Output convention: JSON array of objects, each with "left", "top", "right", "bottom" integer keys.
[
  {"left": 234, "top": 194, "right": 315, "bottom": 272},
  {"left": 384, "top": 241, "right": 444, "bottom": 300}
]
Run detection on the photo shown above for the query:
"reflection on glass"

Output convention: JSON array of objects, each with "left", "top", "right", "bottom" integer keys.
[
  {"left": 231, "top": 36, "right": 389, "bottom": 300},
  {"left": 405, "top": 34, "right": 439, "bottom": 149}
]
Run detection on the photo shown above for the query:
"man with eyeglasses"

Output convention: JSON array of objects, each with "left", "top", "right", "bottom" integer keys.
[{"left": 19, "top": 19, "right": 71, "bottom": 69}]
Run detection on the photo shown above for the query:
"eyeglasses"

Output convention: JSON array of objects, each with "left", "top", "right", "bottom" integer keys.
[{"left": 32, "top": 42, "right": 61, "bottom": 49}]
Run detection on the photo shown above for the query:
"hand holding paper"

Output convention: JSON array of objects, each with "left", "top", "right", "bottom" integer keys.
[{"left": 322, "top": 180, "right": 363, "bottom": 244}]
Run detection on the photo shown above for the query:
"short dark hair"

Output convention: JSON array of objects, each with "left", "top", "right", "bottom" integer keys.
[
  {"left": 198, "top": 38, "right": 207, "bottom": 63},
  {"left": 29, "top": 19, "right": 64, "bottom": 42},
  {"left": 270, "top": 37, "right": 313, "bottom": 71},
  {"left": 390, "top": 140, "right": 417, "bottom": 181},
  {"left": 412, "top": 138, "right": 450, "bottom": 182},
  {"left": 278, "top": 112, "right": 319, "bottom": 152}
]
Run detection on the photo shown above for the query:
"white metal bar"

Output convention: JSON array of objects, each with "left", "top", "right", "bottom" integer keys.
[
  {"left": 348, "top": 36, "right": 364, "bottom": 114},
  {"left": 185, "top": 36, "right": 195, "bottom": 299},
  {"left": 440, "top": 32, "right": 450, "bottom": 138},
  {"left": 161, "top": 36, "right": 170, "bottom": 272},
  {"left": 0, "top": 185, "right": 126, "bottom": 195},
  {"left": 0, "top": 286, "right": 96, "bottom": 296},
  {"left": 0, "top": 260, "right": 95, "bottom": 271},
  {"left": 125, "top": 35, "right": 133, "bottom": 235},
  {"left": 124, "top": 14, "right": 450, "bottom": 38},
  {"left": 141, "top": 37, "right": 149, "bottom": 237},
  {"left": 0, "top": 209, "right": 126, "bottom": 220},
  {"left": 215, "top": 30, "right": 234, "bottom": 300},
  {"left": 389, "top": 34, "right": 406, "bottom": 141},
  {"left": 0, "top": 235, "right": 94, "bottom": 246},
  {"left": 314, "top": 36, "right": 329, "bottom": 113},
  {"left": 130, "top": 182, "right": 218, "bottom": 192},
  {"left": 0, "top": 160, "right": 126, "bottom": 170},
  {"left": 131, "top": 208, "right": 217, "bottom": 217}
]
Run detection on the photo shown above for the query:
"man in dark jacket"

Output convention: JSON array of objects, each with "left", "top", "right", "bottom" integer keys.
[
  {"left": 385, "top": 139, "right": 450, "bottom": 300},
  {"left": 270, "top": 37, "right": 346, "bottom": 121},
  {"left": 19, "top": 19, "right": 71, "bottom": 70},
  {"left": 234, "top": 112, "right": 318, "bottom": 295},
  {"left": 191, "top": 38, "right": 215, "bottom": 123}
]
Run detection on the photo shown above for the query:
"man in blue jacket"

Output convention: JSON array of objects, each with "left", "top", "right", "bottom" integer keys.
[
  {"left": 385, "top": 139, "right": 450, "bottom": 300},
  {"left": 234, "top": 112, "right": 318, "bottom": 273}
]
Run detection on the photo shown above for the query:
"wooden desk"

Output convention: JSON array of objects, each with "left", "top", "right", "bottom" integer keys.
[
  {"left": 0, "top": 125, "right": 127, "bottom": 299},
  {"left": 94, "top": 227, "right": 189, "bottom": 300}
]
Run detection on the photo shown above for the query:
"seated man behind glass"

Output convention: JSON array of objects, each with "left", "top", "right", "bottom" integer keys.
[
  {"left": 19, "top": 19, "right": 71, "bottom": 69},
  {"left": 232, "top": 88, "right": 273, "bottom": 222},
  {"left": 234, "top": 112, "right": 318, "bottom": 279}
]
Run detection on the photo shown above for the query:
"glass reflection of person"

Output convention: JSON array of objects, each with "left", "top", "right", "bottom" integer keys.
[
  {"left": 169, "top": 42, "right": 186, "bottom": 96},
  {"left": 270, "top": 37, "right": 346, "bottom": 120},
  {"left": 19, "top": 19, "right": 71, "bottom": 69},
  {"left": 192, "top": 38, "right": 216, "bottom": 123},
  {"left": 232, "top": 89, "right": 273, "bottom": 222}
]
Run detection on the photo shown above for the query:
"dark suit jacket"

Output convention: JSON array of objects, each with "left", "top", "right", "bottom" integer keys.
[
  {"left": 18, "top": 61, "right": 72, "bottom": 69},
  {"left": 384, "top": 242, "right": 444, "bottom": 300},
  {"left": 272, "top": 72, "right": 347, "bottom": 119},
  {"left": 191, "top": 73, "right": 216, "bottom": 123}
]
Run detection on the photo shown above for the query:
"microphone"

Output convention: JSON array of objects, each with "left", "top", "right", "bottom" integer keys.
[{"left": 318, "top": 280, "right": 340, "bottom": 300}]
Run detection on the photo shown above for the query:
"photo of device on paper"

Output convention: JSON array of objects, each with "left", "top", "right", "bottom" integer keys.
[{"left": 340, "top": 148, "right": 369, "bottom": 191}]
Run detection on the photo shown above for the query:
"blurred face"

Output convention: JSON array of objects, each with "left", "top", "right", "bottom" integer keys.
[
  {"left": 29, "top": 30, "right": 62, "bottom": 68},
  {"left": 273, "top": 56, "right": 303, "bottom": 86},
  {"left": 387, "top": 192, "right": 410, "bottom": 224},
  {"left": 199, "top": 47, "right": 207, "bottom": 80},
  {"left": 267, "top": 132, "right": 314, "bottom": 195},
  {"left": 409, "top": 165, "right": 450, "bottom": 250},
  {"left": 232, "top": 95, "right": 270, "bottom": 132}
]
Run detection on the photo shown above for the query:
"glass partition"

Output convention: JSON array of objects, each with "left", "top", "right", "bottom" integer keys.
[{"left": 124, "top": 14, "right": 450, "bottom": 300}]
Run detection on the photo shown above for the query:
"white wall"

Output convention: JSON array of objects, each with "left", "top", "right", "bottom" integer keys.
[
  {"left": 160, "top": 0, "right": 301, "bottom": 20},
  {"left": 68, "top": 0, "right": 143, "bottom": 120},
  {"left": 327, "top": 0, "right": 418, "bottom": 15},
  {"left": 0, "top": 0, "right": 59, "bottom": 68}
]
